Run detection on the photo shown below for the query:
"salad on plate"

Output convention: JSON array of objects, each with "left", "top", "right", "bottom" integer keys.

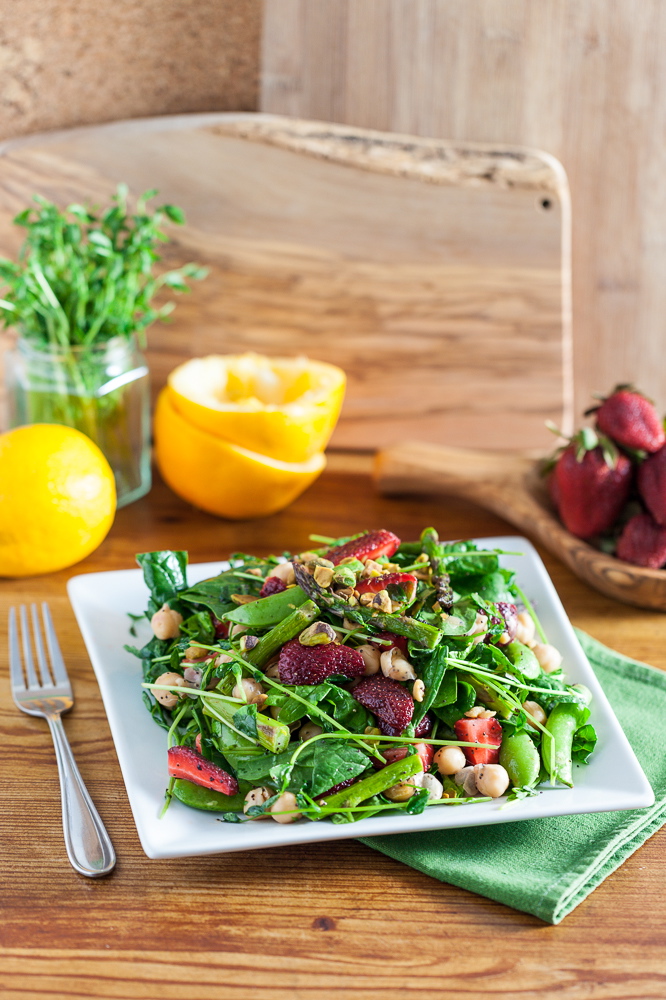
[{"left": 126, "top": 528, "right": 598, "bottom": 825}]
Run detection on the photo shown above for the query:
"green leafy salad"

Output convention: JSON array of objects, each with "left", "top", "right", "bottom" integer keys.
[{"left": 126, "top": 528, "right": 597, "bottom": 825}]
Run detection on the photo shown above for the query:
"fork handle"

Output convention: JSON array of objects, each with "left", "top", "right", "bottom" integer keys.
[{"left": 47, "top": 715, "right": 116, "bottom": 877}]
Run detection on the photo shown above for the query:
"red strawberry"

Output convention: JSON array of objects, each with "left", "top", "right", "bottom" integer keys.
[
  {"left": 352, "top": 674, "right": 414, "bottom": 736},
  {"left": 552, "top": 430, "right": 632, "bottom": 539},
  {"left": 318, "top": 777, "right": 359, "bottom": 798},
  {"left": 326, "top": 530, "right": 401, "bottom": 566},
  {"left": 374, "top": 741, "right": 433, "bottom": 772},
  {"left": 278, "top": 638, "right": 366, "bottom": 685},
  {"left": 167, "top": 745, "right": 238, "bottom": 795},
  {"left": 356, "top": 572, "right": 417, "bottom": 604},
  {"left": 259, "top": 576, "right": 287, "bottom": 598},
  {"left": 414, "top": 713, "right": 433, "bottom": 738},
  {"left": 637, "top": 445, "right": 666, "bottom": 526},
  {"left": 369, "top": 631, "right": 409, "bottom": 656},
  {"left": 616, "top": 512, "right": 666, "bottom": 568},
  {"left": 454, "top": 718, "right": 503, "bottom": 765},
  {"left": 593, "top": 386, "right": 665, "bottom": 454}
]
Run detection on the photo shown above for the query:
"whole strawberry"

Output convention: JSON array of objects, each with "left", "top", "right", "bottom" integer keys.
[
  {"left": 637, "top": 445, "right": 666, "bottom": 526},
  {"left": 616, "top": 512, "right": 666, "bottom": 568},
  {"left": 551, "top": 428, "right": 633, "bottom": 539},
  {"left": 591, "top": 385, "right": 665, "bottom": 454}
]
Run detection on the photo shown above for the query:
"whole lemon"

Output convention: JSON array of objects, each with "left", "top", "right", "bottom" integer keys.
[{"left": 0, "top": 424, "right": 116, "bottom": 577}]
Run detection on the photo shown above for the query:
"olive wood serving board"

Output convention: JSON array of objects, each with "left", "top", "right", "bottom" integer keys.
[
  {"left": 374, "top": 440, "right": 666, "bottom": 612},
  {"left": 0, "top": 112, "right": 572, "bottom": 451}
]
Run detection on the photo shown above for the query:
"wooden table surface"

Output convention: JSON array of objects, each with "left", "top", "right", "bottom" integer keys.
[{"left": 2, "top": 460, "right": 665, "bottom": 999}]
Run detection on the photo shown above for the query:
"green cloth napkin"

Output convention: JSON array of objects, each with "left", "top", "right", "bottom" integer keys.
[{"left": 360, "top": 631, "right": 666, "bottom": 924}]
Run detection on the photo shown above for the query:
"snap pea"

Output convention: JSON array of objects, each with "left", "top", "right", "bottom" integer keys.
[
  {"left": 543, "top": 697, "right": 591, "bottom": 787},
  {"left": 318, "top": 753, "right": 423, "bottom": 809},
  {"left": 504, "top": 641, "right": 541, "bottom": 680},
  {"left": 224, "top": 586, "right": 308, "bottom": 627},
  {"left": 172, "top": 777, "right": 251, "bottom": 812},
  {"left": 499, "top": 731, "right": 541, "bottom": 788}
]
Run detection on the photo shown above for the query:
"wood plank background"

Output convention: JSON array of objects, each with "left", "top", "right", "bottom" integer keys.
[
  {"left": 261, "top": 0, "right": 666, "bottom": 419},
  {"left": 0, "top": 114, "right": 571, "bottom": 452}
]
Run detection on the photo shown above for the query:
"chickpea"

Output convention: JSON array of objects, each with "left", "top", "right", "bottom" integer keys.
[
  {"left": 264, "top": 659, "right": 281, "bottom": 679},
  {"left": 523, "top": 699, "right": 547, "bottom": 726},
  {"left": 151, "top": 671, "right": 187, "bottom": 709},
  {"left": 266, "top": 561, "right": 296, "bottom": 586},
  {"left": 232, "top": 678, "right": 267, "bottom": 705},
  {"left": 473, "top": 763, "right": 510, "bottom": 798},
  {"left": 300, "top": 721, "right": 324, "bottom": 741},
  {"left": 183, "top": 643, "right": 209, "bottom": 662},
  {"left": 243, "top": 786, "right": 271, "bottom": 819},
  {"left": 433, "top": 746, "right": 467, "bottom": 775},
  {"left": 356, "top": 644, "right": 381, "bottom": 676},
  {"left": 383, "top": 781, "right": 416, "bottom": 802},
  {"left": 269, "top": 791, "right": 302, "bottom": 824},
  {"left": 380, "top": 646, "right": 416, "bottom": 682},
  {"left": 466, "top": 611, "right": 489, "bottom": 645},
  {"left": 150, "top": 604, "right": 183, "bottom": 640},
  {"left": 532, "top": 642, "right": 563, "bottom": 673},
  {"left": 514, "top": 611, "right": 536, "bottom": 646},
  {"left": 420, "top": 773, "right": 444, "bottom": 801}
]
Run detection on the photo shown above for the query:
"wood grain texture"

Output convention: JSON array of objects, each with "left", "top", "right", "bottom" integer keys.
[
  {"left": 260, "top": 0, "right": 666, "bottom": 419},
  {"left": 0, "top": 112, "right": 571, "bottom": 451},
  {"left": 1, "top": 461, "right": 666, "bottom": 998},
  {"left": 375, "top": 440, "right": 666, "bottom": 611}
]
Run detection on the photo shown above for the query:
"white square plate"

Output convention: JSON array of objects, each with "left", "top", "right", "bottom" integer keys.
[{"left": 68, "top": 536, "right": 654, "bottom": 859}]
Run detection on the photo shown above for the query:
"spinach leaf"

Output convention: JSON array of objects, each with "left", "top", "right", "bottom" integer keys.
[
  {"left": 572, "top": 723, "right": 598, "bottom": 764},
  {"left": 411, "top": 645, "right": 449, "bottom": 726},
  {"left": 137, "top": 550, "right": 188, "bottom": 611},
  {"left": 433, "top": 679, "right": 476, "bottom": 728},
  {"left": 142, "top": 690, "right": 171, "bottom": 731},
  {"left": 321, "top": 685, "right": 370, "bottom": 732},
  {"left": 225, "top": 748, "right": 293, "bottom": 782},
  {"left": 232, "top": 704, "right": 259, "bottom": 740},
  {"left": 310, "top": 741, "right": 370, "bottom": 797}
]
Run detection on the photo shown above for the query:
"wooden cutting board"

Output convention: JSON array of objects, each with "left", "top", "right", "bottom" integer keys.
[{"left": 0, "top": 113, "right": 572, "bottom": 451}]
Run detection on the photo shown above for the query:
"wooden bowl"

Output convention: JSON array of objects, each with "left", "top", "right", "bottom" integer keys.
[{"left": 374, "top": 441, "right": 666, "bottom": 612}]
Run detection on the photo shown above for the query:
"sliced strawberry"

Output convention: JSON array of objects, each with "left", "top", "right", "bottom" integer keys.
[
  {"left": 278, "top": 638, "right": 366, "bottom": 685},
  {"left": 616, "top": 512, "right": 666, "bottom": 568},
  {"left": 167, "top": 745, "right": 238, "bottom": 795},
  {"left": 453, "top": 718, "right": 503, "bottom": 765},
  {"left": 318, "top": 777, "right": 359, "bottom": 798},
  {"left": 373, "top": 742, "right": 433, "bottom": 772},
  {"left": 352, "top": 674, "right": 414, "bottom": 736},
  {"left": 638, "top": 445, "right": 666, "bottom": 526},
  {"left": 552, "top": 433, "right": 632, "bottom": 539},
  {"left": 259, "top": 576, "right": 287, "bottom": 598},
  {"left": 369, "top": 631, "right": 409, "bottom": 656},
  {"left": 594, "top": 387, "right": 665, "bottom": 454},
  {"left": 356, "top": 573, "right": 417, "bottom": 604},
  {"left": 326, "top": 530, "right": 401, "bottom": 566}
]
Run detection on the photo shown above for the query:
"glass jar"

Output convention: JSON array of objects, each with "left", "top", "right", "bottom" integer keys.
[{"left": 5, "top": 336, "right": 151, "bottom": 508}]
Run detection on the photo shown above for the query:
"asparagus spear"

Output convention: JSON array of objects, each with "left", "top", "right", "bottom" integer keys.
[
  {"left": 318, "top": 753, "right": 423, "bottom": 809},
  {"left": 242, "top": 600, "right": 319, "bottom": 668},
  {"left": 293, "top": 562, "right": 441, "bottom": 649}
]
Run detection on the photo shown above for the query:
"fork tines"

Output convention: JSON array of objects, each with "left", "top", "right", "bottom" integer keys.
[{"left": 9, "top": 604, "right": 70, "bottom": 693}]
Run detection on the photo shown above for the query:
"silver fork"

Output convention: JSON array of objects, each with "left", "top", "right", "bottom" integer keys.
[{"left": 9, "top": 604, "right": 116, "bottom": 877}]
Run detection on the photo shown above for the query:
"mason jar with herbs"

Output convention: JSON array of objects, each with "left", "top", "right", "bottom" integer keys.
[{"left": 0, "top": 187, "right": 206, "bottom": 507}]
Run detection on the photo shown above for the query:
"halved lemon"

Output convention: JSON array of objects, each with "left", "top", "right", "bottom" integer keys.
[
  {"left": 167, "top": 353, "right": 346, "bottom": 463},
  {"left": 154, "top": 389, "right": 326, "bottom": 520}
]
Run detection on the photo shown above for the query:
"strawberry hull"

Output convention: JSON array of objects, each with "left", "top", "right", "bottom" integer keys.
[{"left": 167, "top": 745, "right": 238, "bottom": 795}]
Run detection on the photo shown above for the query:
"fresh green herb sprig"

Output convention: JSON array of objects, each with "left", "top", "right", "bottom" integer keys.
[{"left": 0, "top": 186, "right": 207, "bottom": 348}]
